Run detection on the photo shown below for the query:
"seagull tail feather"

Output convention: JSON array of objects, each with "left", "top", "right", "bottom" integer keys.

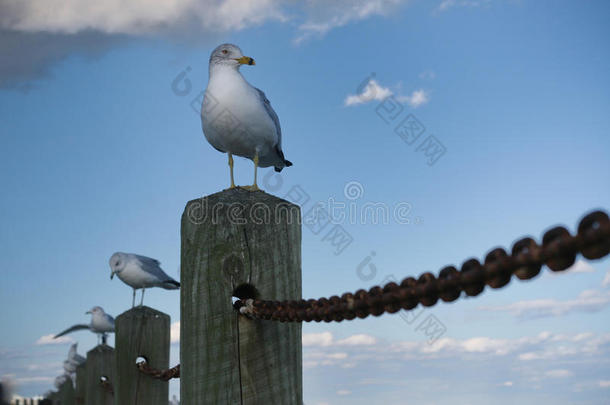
[{"left": 161, "top": 280, "right": 180, "bottom": 290}]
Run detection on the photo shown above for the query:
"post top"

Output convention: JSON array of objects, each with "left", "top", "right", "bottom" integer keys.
[
  {"left": 87, "top": 343, "right": 114, "bottom": 355},
  {"left": 185, "top": 188, "right": 297, "bottom": 207},
  {"left": 116, "top": 305, "right": 170, "bottom": 321},
  {"left": 183, "top": 188, "right": 302, "bottom": 228}
]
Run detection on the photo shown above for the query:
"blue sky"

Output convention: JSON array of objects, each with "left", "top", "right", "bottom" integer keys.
[{"left": 1, "top": 0, "right": 609, "bottom": 403}]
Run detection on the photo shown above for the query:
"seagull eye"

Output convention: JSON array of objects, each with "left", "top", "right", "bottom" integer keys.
[{"left": 222, "top": 49, "right": 228, "bottom": 55}]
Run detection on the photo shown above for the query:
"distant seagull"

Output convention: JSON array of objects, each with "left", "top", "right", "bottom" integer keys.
[
  {"left": 63, "top": 343, "right": 85, "bottom": 374},
  {"left": 201, "top": 43, "right": 292, "bottom": 191},
  {"left": 54, "top": 374, "right": 70, "bottom": 389},
  {"left": 54, "top": 306, "right": 115, "bottom": 344},
  {"left": 109, "top": 252, "right": 180, "bottom": 307}
]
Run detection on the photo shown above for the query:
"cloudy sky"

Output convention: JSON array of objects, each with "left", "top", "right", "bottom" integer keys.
[{"left": 1, "top": 0, "right": 609, "bottom": 403}]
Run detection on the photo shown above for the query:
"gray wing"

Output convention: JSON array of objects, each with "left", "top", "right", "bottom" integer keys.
[
  {"left": 54, "top": 324, "right": 90, "bottom": 338},
  {"left": 67, "top": 343, "right": 77, "bottom": 358},
  {"left": 132, "top": 254, "right": 176, "bottom": 282},
  {"left": 254, "top": 87, "right": 282, "bottom": 147},
  {"left": 104, "top": 313, "right": 115, "bottom": 327}
]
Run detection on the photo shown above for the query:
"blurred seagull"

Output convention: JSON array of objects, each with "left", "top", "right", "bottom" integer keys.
[
  {"left": 109, "top": 252, "right": 180, "bottom": 307},
  {"left": 63, "top": 343, "right": 85, "bottom": 374},
  {"left": 201, "top": 43, "right": 292, "bottom": 191},
  {"left": 54, "top": 306, "right": 115, "bottom": 344},
  {"left": 54, "top": 374, "right": 70, "bottom": 389}
]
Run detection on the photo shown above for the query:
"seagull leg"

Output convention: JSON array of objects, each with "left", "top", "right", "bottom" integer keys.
[
  {"left": 244, "top": 152, "right": 260, "bottom": 191},
  {"left": 132, "top": 288, "right": 136, "bottom": 308},
  {"left": 227, "top": 153, "right": 236, "bottom": 189},
  {"left": 140, "top": 288, "right": 145, "bottom": 307}
]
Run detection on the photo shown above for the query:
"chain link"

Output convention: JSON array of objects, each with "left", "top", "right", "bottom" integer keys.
[
  {"left": 136, "top": 360, "right": 180, "bottom": 381},
  {"left": 99, "top": 379, "right": 114, "bottom": 396},
  {"left": 234, "top": 210, "right": 610, "bottom": 322}
]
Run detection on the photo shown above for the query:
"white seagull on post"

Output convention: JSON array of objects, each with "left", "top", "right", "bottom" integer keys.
[
  {"left": 63, "top": 343, "right": 86, "bottom": 374},
  {"left": 201, "top": 43, "right": 292, "bottom": 191},
  {"left": 54, "top": 306, "right": 115, "bottom": 344},
  {"left": 109, "top": 252, "right": 180, "bottom": 307}
]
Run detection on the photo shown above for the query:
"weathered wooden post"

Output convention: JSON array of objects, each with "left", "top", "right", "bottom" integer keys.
[
  {"left": 114, "top": 306, "right": 170, "bottom": 404},
  {"left": 181, "top": 188, "right": 302, "bottom": 404},
  {"left": 74, "top": 363, "right": 86, "bottom": 405},
  {"left": 45, "top": 392, "right": 58, "bottom": 405},
  {"left": 58, "top": 379, "right": 75, "bottom": 405},
  {"left": 85, "top": 344, "right": 115, "bottom": 405}
]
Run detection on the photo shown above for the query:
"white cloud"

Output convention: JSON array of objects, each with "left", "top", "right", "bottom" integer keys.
[
  {"left": 397, "top": 89, "right": 430, "bottom": 108},
  {"left": 336, "top": 334, "right": 377, "bottom": 346},
  {"left": 420, "top": 332, "right": 551, "bottom": 357},
  {"left": 567, "top": 260, "right": 595, "bottom": 273},
  {"left": 303, "top": 332, "right": 377, "bottom": 347},
  {"left": 602, "top": 270, "right": 610, "bottom": 288},
  {"left": 436, "top": 0, "right": 491, "bottom": 13},
  {"left": 419, "top": 70, "right": 436, "bottom": 80},
  {"left": 1, "top": 0, "right": 412, "bottom": 41},
  {"left": 295, "top": 0, "right": 407, "bottom": 44},
  {"left": 35, "top": 334, "right": 74, "bottom": 345},
  {"left": 0, "top": 0, "right": 287, "bottom": 35},
  {"left": 337, "top": 389, "right": 352, "bottom": 395},
  {"left": 300, "top": 331, "right": 608, "bottom": 398},
  {"left": 344, "top": 79, "right": 428, "bottom": 108},
  {"left": 170, "top": 322, "right": 180, "bottom": 344},
  {"left": 599, "top": 380, "right": 610, "bottom": 388},
  {"left": 479, "top": 289, "right": 610, "bottom": 319},
  {"left": 344, "top": 79, "right": 392, "bottom": 106},
  {"left": 546, "top": 260, "right": 595, "bottom": 276},
  {"left": 327, "top": 352, "right": 348, "bottom": 360},
  {"left": 545, "top": 369, "right": 573, "bottom": 378},
  {"left": 303, "top": 332, "right": 334, "bottom": 347},
  {"left": 14, "top": 376, "right": 55, "bottom": 384}
]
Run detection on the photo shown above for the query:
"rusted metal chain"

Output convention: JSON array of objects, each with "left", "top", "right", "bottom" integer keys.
[
  {"left": 99, "top": 378, "right": 114, "bottom": 396},
  {"left": 136, "top": 360, "right": 180, "bottom": 381},
  {"left": 234, "top": 209, "right": 610, "bottom": 322}
]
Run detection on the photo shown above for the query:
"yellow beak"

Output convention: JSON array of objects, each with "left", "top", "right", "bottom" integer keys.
[{"left": 235, "top": 56, "right": 255, "bottom": 66}]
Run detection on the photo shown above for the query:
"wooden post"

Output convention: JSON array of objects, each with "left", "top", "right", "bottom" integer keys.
[
  {"left": 75, "top": 363, "right": 86, "bottom": 405},
  {"left": 114, "top": 306, "right": 170, "bottom": 404},
  {"left": 85, "top": 344, "right": 115, "bottom": 405},
  {"left": 181, "top": 188, "right": 303, "bottom": 404},
  {"left": 58, "top": 379, "right": 75, "bottom": 405},
  {"left": 45, "top": 392, "right": 58, "bottom": 405}
]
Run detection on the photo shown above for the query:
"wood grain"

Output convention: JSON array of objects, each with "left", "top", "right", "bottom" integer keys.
[
  {"left": 181, "top": 188, "right": 302, "bottom": 404},
  {"left": 114, "top": 306, "right": 170, "bottom": 405}
]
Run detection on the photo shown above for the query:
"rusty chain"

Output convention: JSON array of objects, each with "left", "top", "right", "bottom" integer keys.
[
  {"left": 234, "top": 209, "right": 610, "bottom": 322},
  {"left": 99, "top": 378, "right": 114, "bottom": 396},
  {"left": 136, "top": 360, "right": 180, "bottom": 381}
]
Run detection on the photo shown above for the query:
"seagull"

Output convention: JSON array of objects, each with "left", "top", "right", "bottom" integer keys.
[
  {"left": 201, "top": 43, "right": 292, "bottom": 191},
  {"left": 54, "top": 306, "right": 115, "bottom": 344},
  {"left": 63, "top": 343, "right": 85, "bottom": 374},
  {"left": 109, "top": 252, "right": 180, "bottom": 307},
  {"left": 54, "top": 374, "right": 70, "bottom": 389}
]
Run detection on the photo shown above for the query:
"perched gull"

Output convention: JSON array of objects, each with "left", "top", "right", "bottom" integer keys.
[
  {"left": 54, "top": 374, "right": 70, "bottom": 389},
  {"left": 63, "top": 343, "right": 85, "bottom": 374},
  {"left": 109, "top": 252, "right": 180, "bottom": 307},
  {"left": 54, "top": 306, "right": 115, "bottom": 344},
  {"left": 201, "top": 43, "right": 292, "bottom": 191}
]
